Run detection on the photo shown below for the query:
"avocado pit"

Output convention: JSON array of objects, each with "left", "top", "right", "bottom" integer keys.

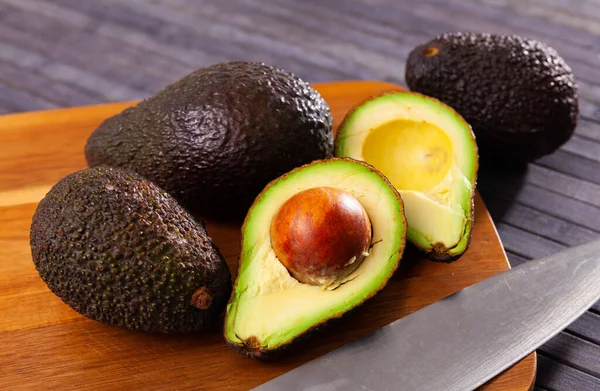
[{"left": 269, "top": 186, "right": 372, "bottom": 288}]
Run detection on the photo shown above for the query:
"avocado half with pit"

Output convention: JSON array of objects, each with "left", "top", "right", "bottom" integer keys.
[
  {"left": 336, "top": 92, "right": 478, "bottom": 262},
  {"left": 225, "top": 158, "right": 406, "bottom": 358}
]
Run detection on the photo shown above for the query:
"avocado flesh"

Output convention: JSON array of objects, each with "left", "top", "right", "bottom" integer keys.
[
  {"left": 225, "top": 159, "right": 406, "bottom": 356},
  {"left": 336, "top": 92, "right": 477, "bottom": 261}
]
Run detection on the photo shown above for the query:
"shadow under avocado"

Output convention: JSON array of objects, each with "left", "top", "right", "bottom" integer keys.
[
  {"left": 476, "top": 155, "right": 529, "bottom": 223},
  {"left": 393, "top": 244, "right": 422, "bottom": 277}
]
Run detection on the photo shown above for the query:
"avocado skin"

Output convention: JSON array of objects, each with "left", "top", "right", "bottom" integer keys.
[
  {"left": 84, "top": 61, "right": 333, "bottom": 220},
  {"left": 30, "top": 167, "right": 232, "bottom": 333},
  {"left": 406, "top": 32, "right": 578, "bottom": 162},
  {"left": 226, "top": 319, "right": 335, "bottom": 360}
]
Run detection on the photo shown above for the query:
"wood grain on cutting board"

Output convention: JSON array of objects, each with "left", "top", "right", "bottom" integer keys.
[{"left": 0, "top": 81, "right": 535, "bottom": 390}]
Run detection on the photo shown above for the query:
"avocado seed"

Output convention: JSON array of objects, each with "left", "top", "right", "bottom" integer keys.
[{"left": 270, "top": 187, "right": 372, "bottom": 287}]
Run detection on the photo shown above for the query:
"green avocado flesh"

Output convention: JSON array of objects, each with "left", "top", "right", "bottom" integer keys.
[
  {"left": 225, "top": 159, "right": 406, "bottom": 356},
  {"left": 336, "top": 92, "right": 478, "bottom": 262}
]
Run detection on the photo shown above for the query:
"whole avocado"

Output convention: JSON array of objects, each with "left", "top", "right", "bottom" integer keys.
[
  {"left": 85, "top": 61, "right": 334, "bottom": 219},
  {"left": 405, "top": 32, "right": 579, "bottom": 162},
  {"left": 30, "top": 167, "right": 232, "bottom": 333}
]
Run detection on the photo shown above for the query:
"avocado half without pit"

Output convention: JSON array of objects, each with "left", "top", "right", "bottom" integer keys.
[
  {"left": 336, "top": 92, "right": 478, "bottom": 262},
  {"left": 225, "top": 158, "right": 407, "bottom": 358}
]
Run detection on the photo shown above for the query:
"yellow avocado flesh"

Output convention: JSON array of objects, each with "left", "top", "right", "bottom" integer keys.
[
  {"left": 225, "top": 160, "right": 406, "bottom": 351},
  {"left": 336, "top": 92, "right": 477, "bottom": 257},
  {"left": 362, "top": 119, "right": 453, "bottom": 192}
]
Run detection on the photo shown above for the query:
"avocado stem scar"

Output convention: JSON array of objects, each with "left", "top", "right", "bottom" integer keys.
[
  {"left": 191, "top": 286, "right": 213, "bottom": 310},
  {"left": 244, "top": 336, "right": 261, "bottom": 349},
  {"left": 423, "top": 46, "right": 439, "bottom": 57}
]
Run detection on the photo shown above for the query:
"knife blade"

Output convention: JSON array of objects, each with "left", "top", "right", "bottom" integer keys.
[{"left": 254, "top": 239, "right": 600, "bottom": 391}]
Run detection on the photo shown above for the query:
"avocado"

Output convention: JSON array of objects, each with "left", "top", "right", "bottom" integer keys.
[
  {"left": 30, "top": 167, "right": 232, "bottom": 333},
  {"left": 224, "top": 158, "right": 406, "bottom": 358},
  {"left": 335, "top": 91, "right": 477, "bottom": 262},
  {"left": 405, "top": 32, "right": 579, "bottom": 162},
  {"left": 84, "top": 61, "right": 333, "bottom": 220}
]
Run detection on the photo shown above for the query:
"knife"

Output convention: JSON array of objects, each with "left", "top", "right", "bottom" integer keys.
[{"left": 254, "top": 239, "right": 600, "bottom": 391}]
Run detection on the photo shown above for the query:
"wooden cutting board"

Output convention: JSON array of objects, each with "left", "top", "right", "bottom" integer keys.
[{"left": 0, "top": 81, "right": 535, "bottom": 390}]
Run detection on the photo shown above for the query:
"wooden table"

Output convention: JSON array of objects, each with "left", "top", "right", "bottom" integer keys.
[{"left": 0, "top": 0, "right": 598, "bottom": 390}]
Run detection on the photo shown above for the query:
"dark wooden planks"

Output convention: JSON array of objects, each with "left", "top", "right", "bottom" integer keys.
[
  {"left": 444, "top": 0, "right": 600, "bottom": 48},
  {"left": 0, "top": 5, "right": 176, "bottom": 96},
  {"left": 540, "top": 332, "right": 600, "bottom": 378},
  {"left": 523, "top": 163, "right": 600, "bottom": 208},
  {"left": 0, "top": 37, "right": 148, "bottom": 102},
  {"left": 560, "top": 135, "right": 600, "bottom": 163},
  {"left": 258, "top": 0, "right": 425, "bottom": 47},
  {"left": 495, "top": 223, "right": 565, "bottom": 259},
  {"left": 537, "top": 354, "right": 600, "bottom": 391},
  {"left": 484, "top": 197, "right": 597, "bottom": 246},
  {"left": 73, "top": 0, "right": 355, "bottom": 83},
  {"left": 480, "top": 180, "right": 600, "bottom": 233},
  {"left": 536, "top": 150, "right": 600, "bottom": 186},
  {"left": 0, "top": 0, "right": 599, "bottom": 389},
  {"left": 568, "top": 311, "right": 600, "bottom": 345},
  {"left": 0, "top": 60, "right": 101, "bottom": 108},
  {"left": 573, "top": 120, "right": 600, "bottom": 143},
  {"left": 505, "top": 251, "right": 530, "bottom": 267},
  {"left": 534, "top": 0, "right": 600, "bottom": 21},
  {"left": 0, "top": 82, "right": 57, "bottom": 112}
]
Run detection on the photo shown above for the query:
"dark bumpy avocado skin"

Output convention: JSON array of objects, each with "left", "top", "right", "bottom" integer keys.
[
  {"left": 406, "top": 33, "right": 578, "bottom": 162},
  {"left": 30, "top": 167, "right": 232, "bottom": 333},
  {"left": 85, "top": 61, "right": 333, "bottom": 219}
]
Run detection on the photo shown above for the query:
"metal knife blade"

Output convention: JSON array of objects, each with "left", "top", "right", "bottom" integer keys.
[{"left": 254, "top": 239, "right": 600, "bottom": 391}]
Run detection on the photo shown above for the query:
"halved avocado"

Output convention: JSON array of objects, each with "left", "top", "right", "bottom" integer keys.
[
  {"left": 224, "top": 158, "right": 406, "bottom": 358},
  {"left": 336, "top": 91, "right": 478, "bottom": 262}
]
